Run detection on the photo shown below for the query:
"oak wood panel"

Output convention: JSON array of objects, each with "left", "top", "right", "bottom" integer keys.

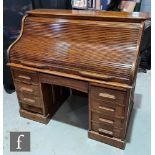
[
  {"left": 21, "top": 103, "right": 43, "bottom": 114},
  {"left": 15, "top": 81, "right": 40, "bottom": 96},
  {"left": 9, "top": 11, "right": 145, "bottom": 84},
  {"left": 91, "top": 111, "right": 124, "bottom": 129},
  {"left": 17, "top": 92, "right": 41, "bottom": 108},
  {"left": 39, "top": 73, "right": 88, "bottom": 93},
  {"left": 12, "top": 68, "right": 39, "bottom": 84},
  {"left": 90, "top": 86, "right": 126, "bottom": 105},
  {"left": 91, "top": 100, "right": 126, "bottom": 117},
  {"left": 91, "top": 122, "right": 123, "bottom": 139}
]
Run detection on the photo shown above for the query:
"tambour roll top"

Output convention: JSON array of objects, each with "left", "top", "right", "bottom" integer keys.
[{"left": 8, "top": 9, "right": 147, "bottom": 85}]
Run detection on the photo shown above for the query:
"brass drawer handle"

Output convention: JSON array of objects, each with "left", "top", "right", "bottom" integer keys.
[
  {"left": 23, "top": 98, "right": 35, "bottom": 103},
  {"left": 99, "top": 118, "right": 114, "bottom": 125},
  {"left": 20, "top": 87, "right": 33, "bottom": 93},
  {"left": 99, "top": 93, "right": 116, "bottom": 99},
  {"left": 18, "top": 75, "right": 31, "bottom": 80},
  {"left": 98, "top": 128, "right": 113, "bottom": 136},
  {"left": 98, "top": 106, "right": 115, "bottom": 112}
]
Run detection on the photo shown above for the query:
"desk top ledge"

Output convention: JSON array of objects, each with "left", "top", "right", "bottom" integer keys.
[{"left": 27, "top": 9, "right": 148, "bottom": 21}]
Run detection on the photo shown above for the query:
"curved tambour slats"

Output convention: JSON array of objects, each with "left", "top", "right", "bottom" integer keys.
[{"left": 10, "top": 14, "right": 143, "bottom": 84}]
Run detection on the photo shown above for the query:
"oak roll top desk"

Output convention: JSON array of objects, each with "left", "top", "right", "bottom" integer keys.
[{"left": 7, "top": 9, "right": 147, "bottom": 149}]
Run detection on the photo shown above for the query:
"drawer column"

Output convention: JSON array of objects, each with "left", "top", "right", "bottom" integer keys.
[
  {"left": 11, "top": 67, "right": 50, "bottom": 124},
  {"left": 88, "top": 84, "right": 130, "bottom": 149}
]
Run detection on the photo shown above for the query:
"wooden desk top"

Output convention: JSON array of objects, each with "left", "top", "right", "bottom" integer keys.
[{"left": 27, "top": 9, "right": 148, "bottom": 22}]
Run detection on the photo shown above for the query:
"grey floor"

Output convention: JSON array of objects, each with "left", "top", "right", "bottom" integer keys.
[{"left": 3, "top": 71, "right": 151, "bottom": 155}]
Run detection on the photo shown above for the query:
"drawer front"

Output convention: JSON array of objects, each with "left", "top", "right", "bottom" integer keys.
[
  {"left": 15, "top": 81, "right": 40, "bottom": 96},
  {"left": 91, "top": 122, "right": 123, "bottom": 139},
  {"left": 21, "top": 103, "right": 43, "bottom": 114},
  {"left": 39, "top": 73, "right": 88, "bottom": 93},
  {"left": 91, "top": 111, "right": 124, "bottom": 129},
  {"left": 12, "top": 68, "right": 39, "bottom": 84},
  {"left": 17, "top": 92, "right": 41, "bottom": 108},
  {"left": 91, "top": 86, "right": 126, "bottom": 105},
  {"left": 91, "top": 99, "right": 126, "bottom": 117}
]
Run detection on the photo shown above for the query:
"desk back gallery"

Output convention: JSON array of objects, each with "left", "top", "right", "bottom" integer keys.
[{"left": 7, "top": 9, "right": 147, "bottom": 149}]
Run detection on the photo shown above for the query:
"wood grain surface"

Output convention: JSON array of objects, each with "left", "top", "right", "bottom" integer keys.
[{"left": 8, "top": 10, "right": 146, "bottom": 85}]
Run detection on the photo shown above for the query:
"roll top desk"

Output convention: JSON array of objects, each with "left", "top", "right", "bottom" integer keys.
[{"left": 7, "top": 9, "right": 147, "bottom": 149}]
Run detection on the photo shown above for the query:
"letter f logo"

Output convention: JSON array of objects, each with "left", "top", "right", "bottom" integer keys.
[{"left": 16, "top": 134, "right": 24, "bottom": 150}]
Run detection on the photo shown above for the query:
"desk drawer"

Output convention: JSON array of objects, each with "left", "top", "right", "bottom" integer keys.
[
  {"left": 39, "top": 73, "right": 88, "bottom": 93},
  {"left": 21, "top": 103, "right": 43, "bottom": 114},
  {"left": 91, "top": 122, "right": 123, "bottom": 139},
  {"left": 91, "top": 86, "right": 126, "bottom": 105},
  {"left": 17, "top": 92, "right": 41, "bottom": 108},
  {"left": 91, "top": 99, "right": 126, "bottom": 117},
  {"left": 91, "top": 111, "right": 124, "bottom": 129},
  {"left": 12, "top": 68, "right": 38, "bottom": 84},
  {"left": 15, "top": 81, "right": 40, "bottom": 96}
]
